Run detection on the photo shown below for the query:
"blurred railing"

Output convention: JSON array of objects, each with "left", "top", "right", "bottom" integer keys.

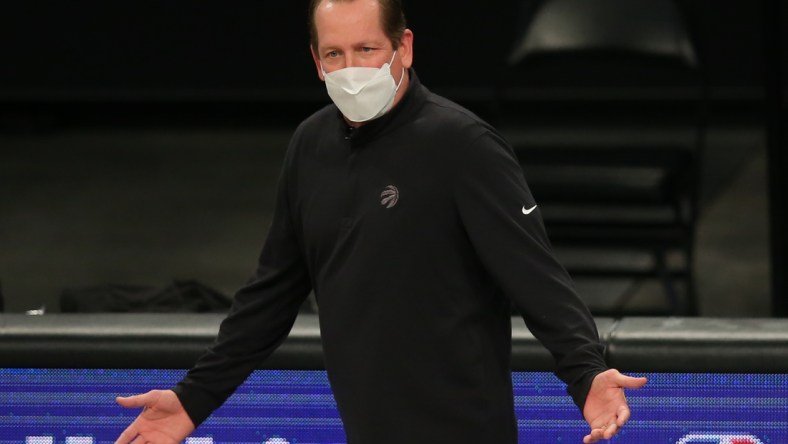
[{"left": 1, "top": 314, "right": 787, "bottom": 373}]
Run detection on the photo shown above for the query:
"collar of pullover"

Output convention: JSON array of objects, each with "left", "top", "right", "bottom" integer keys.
[{"left": 336, "top": 68, "right": 428, "bottom": 148}]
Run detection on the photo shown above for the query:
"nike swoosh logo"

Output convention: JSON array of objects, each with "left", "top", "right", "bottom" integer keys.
[{"left": 522, "top": 205, "right": 537, "bottom": 215}]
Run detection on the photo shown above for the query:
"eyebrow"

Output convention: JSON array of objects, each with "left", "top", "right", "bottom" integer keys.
[{"left": 320, "top": 38, "right": 388, "bottom": 52}]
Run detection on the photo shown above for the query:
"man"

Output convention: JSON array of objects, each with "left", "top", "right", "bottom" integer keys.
[{"left": 115, "top": 1, "right": 647, "bottom": 443}]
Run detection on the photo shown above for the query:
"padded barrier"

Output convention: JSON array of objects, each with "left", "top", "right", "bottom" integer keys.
[{"left": 1, "top": 314, "right": 787, "bottom": 372}]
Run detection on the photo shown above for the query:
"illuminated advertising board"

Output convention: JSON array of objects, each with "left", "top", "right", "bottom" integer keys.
[{"left": 2, "top": 369, "right": 785, "bottom": 443}]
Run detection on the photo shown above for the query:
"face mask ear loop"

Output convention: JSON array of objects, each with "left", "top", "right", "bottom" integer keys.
[
  {"left": 394, "top": 67, "right": 406, "bottom": 92},
  {"left": 387, "top": 50, "right": 405, "bottom": 92}
]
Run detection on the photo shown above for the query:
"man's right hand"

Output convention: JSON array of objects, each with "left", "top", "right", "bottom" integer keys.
[{"left": 114, "top": 389, "right": 195, "bottom": 444}]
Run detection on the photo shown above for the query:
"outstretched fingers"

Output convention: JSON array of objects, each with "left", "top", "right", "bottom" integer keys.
[
  {"left": 114, "top": 391, "right": 157, "bottom": 444},
  {"left": 116, "top": 391, "right": 157, "bottom": 409},
  {"left": 613, "top": 372, "right": 648, "bottom": 389},
  {"left": 583, "top": 422, "right": 620, "bottom": 443},
  {"left": 114, "top": 416, "right": 140, "bottom": 444},
  {"left": 615, "top": 403, "right": 631, "bottom": 426},
  {"left": 582, "top": 369, "right": 649, "bottom": 443}
]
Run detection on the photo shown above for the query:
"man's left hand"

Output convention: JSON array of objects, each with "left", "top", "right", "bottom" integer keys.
[{"left": 582, "top": 369, "right": 648, "bottom": 443}]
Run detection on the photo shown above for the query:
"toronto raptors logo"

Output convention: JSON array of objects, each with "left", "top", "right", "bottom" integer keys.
[{"left": 380, "top": 185, "right": 399, "bottom": 209}]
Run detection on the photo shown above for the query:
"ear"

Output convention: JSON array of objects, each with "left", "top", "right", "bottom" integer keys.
[
  {"left": 310, "top": 45, "right": 325, "bottom": 81},
  {"left": 398, "top": 29, "right": 414, "bottom": 69}
]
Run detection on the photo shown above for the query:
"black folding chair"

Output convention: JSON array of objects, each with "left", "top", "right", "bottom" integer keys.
[{"left": 497, "top": 0, "right": 707, "bottom": 315}]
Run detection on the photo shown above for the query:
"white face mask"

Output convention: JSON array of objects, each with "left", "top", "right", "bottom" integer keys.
[{"left": 321, "top": 51, "right": 405, "bottom": 123}]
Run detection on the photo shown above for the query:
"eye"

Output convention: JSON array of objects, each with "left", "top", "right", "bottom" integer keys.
[
  {"left": 326, "top": 50, "right": 339, "bottom": 58},
  {"left": 361, "top": 47, "right": 373, "bottom": 53}
]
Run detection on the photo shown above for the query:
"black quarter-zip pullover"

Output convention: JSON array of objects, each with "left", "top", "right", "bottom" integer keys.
[{"left": 173, "top": 70, "right": 607, "bottom": 444}]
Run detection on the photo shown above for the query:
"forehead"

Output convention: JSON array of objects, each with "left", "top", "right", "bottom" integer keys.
[{"left": 314, "top": 0, "right": 388, "bottom": 48}]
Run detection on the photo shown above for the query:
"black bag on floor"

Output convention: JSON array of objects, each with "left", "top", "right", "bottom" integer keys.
[{"left": 59, "top": 280, "right": 232, "bottom": 313}]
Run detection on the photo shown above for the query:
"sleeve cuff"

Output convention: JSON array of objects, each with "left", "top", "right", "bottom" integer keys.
[
  {"left": 566, "top": 367, "right": 606, "bottom": 411},
  {"left": 172, "top": 382, "right": 223, "bottom": 428}
]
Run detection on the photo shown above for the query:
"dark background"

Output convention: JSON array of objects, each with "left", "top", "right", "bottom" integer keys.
[
  {"left": 0, "top": 0, "right": 773, "bottom": 121},
  {"left": 1, "top": 0, "right": 785, "bottom": 315}
]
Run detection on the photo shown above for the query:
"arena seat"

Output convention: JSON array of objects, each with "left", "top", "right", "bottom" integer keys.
[{"left": 497, "top": 0, "right": 706, "bottom": 316}]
